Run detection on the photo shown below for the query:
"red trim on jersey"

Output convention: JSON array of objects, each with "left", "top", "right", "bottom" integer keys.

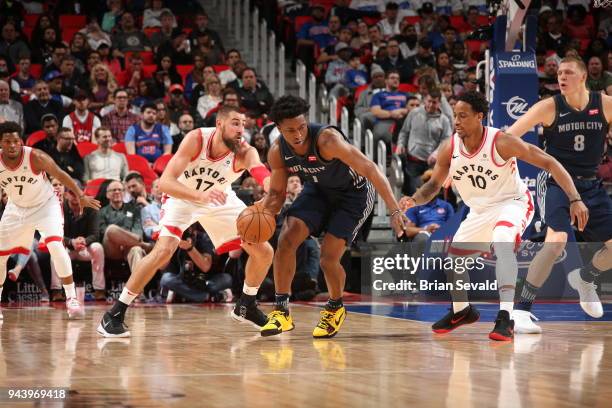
[
  {"left": 448, "top": 246, "right": 483, "bottom": 256},
  {"left": 524, "top": 190, "right": 534, "bottom": 224},
  {"left": 29, "top": 148, "right": 42, "bottom": 175},
  {"left": 0, "top": 246, "right": 31, "bottom": 256},
  {"left": 495, "top": 221, "right": 515, "bottom": 228},
  {"left": 44, "top": 236, "right": 63, "bottom": 245},
  {"left": 215, "top": 238, "right": 242, "bottom": 254},
  {"left": 0, "top": 146, "right": 25, "bottom": 171},
  {"left": 164, "top": 225, "right": 183, "bottom": 238},
  {"left": 449, "top": 133, "right": 455, "bottom": 162},
  {"left": 460, "top": 126, "right": 488, "bottom": 158},
  {"left": 206, "top": 129, "right": 231, "bottom": 162},
  {"left": 490, "top": 130, "right": 508, "bottom": 167},
  {"left": 190, "top": 128, "right": 204, "bottom": 162}
]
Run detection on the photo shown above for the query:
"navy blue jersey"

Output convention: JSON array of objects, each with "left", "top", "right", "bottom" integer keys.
[
  {"left": 279, "top": 123, "right": 367, "bottom": 192},
  {"left": 542, "top": 92, "right": 608, "bottom": 177}
]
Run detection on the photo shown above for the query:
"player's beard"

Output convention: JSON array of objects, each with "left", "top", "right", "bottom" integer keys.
[{"left": 222, "top": 134, "right": 241, "bottom": 153}]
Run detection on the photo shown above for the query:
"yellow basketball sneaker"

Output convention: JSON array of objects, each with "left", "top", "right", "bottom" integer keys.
[
  {"left": 312, "top": 307, "right": 346, "bottom": 338},
  {"left": 260, "top": 310, "right": 294, "bottom": 337}
]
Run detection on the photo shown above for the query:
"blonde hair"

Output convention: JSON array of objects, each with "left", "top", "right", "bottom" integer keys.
[
  {"left": 204, "top": 75, "right": 222, "bottom": 96},
  {"left": 90, "top": 63, "right": 118, "bottom": 96},
  {"left": 560, "top": 55, "right": 587, "bottom": 73}
]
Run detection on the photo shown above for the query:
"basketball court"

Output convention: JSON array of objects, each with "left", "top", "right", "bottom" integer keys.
[{"left": 0, "top": 301, "right": 611, "bottom": 407}]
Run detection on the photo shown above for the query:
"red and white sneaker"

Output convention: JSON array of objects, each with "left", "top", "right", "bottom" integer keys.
[
  {"left": 7, "top": 268, "right": 21, "bottom": 282},
  {"left": 66, "top": 297, "right": 84, "bottom": 320}
]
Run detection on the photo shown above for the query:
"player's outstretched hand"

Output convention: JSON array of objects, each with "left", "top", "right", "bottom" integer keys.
[
  {"left": 79, "top": 195, "right": 101, "bottom": 213},
  {"left": 399, "top": 196, "right": 417, "bottom": 212},
  {"left": 200, "top": 189, "right": 227, "bottom": 206},
  {"left": 391, "top": 211, "right": 409, "bottom": 238},
  {"left": 570, "top": 200, "right": 589, "bottom": 231}
]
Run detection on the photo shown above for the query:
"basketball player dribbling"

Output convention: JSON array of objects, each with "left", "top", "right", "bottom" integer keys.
[
  {"left": 403, "top": 92, "right": 588, "bottom": 341},
  {"left": 98, "top": 106, "right": 273, "bottom": 337},
  {"left": 0, "top": 122, "right": 101, "bottom": 320},
  {"left": 504, "top": 56, "right": 612, "bottom": 333},
  {"left": 259, "top": 95, "right": 408, "bottom": 339}
]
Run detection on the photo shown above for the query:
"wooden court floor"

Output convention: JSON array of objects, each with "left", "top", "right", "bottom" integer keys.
[{"left": 0, "top": 303, "right": 611, "bottom": 407}]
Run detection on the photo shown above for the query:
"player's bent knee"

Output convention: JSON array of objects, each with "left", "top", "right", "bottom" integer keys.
[
  {"left": 89, "top": 242, "right": 104, "bottom": 255},
  {"left": 151, "top": 240, "right": 178, "bottom": 263},
  {"left": 320, "top": 253, "right": 341, "bottom": 272},
  {"left": 245, "top": 242, "right": 273, "bottom": 263}
]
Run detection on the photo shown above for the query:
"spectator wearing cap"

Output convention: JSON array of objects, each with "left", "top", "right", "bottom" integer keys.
[
  {"left": 31, "top": 113, "right": 59, "bottom": 153},
  {"left": 236, "top": 67, "right": 274, "bottom": 116},
  {"left": 42, "top": 44, "right": 68, "bottom": 78},
  {"left": 374, "top": 36, "right": 414, "bottom": 82},
  {"left": 24, "top": 81, "right": 64, "bottom": 134},
  {"left": 355, "top": 66, "right": 386, "bottom": 130},
  {"left": 0, "top": 79, "right": 23, "bottom": 127},
  {"left": 125, "top": 102, "right": 172, "bottom": 163},
  {"left": 111, "top": 12, "right": 152, "bottom": 59},
  {"left": 172, "top": 113, "right": 194, "bottom": 153},
  {"left": 167, "top": 84, "right": 197, "bottom": 124},
  {"left": 396, "top": 88, "right": 451, "bottom": 194},
  {"left": 369, "top": 69, "right": 409, "bottom": 160},
  {"left": 405, "top": 38, "right": 435, "bottom": 73},
  {"left": 84, "top": 127, "right": 129, "bottom": 182},
  {"left": 63, "top": 91, "right": 101, "bottom": 143},
  {"left": 101, "top": 88, "right": 140, "bottom": 142},
  {"left": 0, "top": 21, "right": 29, "bottom": 67},
  {"left": 37, "top": 70, "right": 72, "bottom": 109},
  {"left": 325, "top": 43, "right": 353, "bottom": 96},
  {"left": 48, "top": 127, "right": 84, "bottom": 181},
  {"left": 189, "top": 10, "right": 224, "bottom": 54}
]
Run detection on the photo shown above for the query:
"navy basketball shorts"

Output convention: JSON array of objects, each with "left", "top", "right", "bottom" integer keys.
[
  {"left": 286, "top": 182, "right": 375, "bottom": 243},
  {"left": 541, "top": 178, "right": 612, "bottom": 242}
]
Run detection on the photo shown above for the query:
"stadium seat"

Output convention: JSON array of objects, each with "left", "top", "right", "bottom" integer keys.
[
  {"left": 403, "top": 16, "right": 421, "bottom": 25},
  {"left": 153, "top": 154, "right": 173, "bottom": 175},
  {"left": 22, "top": 26, "right": 34, "bottom": 41},
  {"left": 398, "top": 83, "right": 418, "bottom": 94},
  {"left": 354, "top": 84, "right": 369, "bottom": 102},
  {"left": 466, "top": 40, "right": 487, "bottom": 59},
  {"left": 84, "top": 178, "right": 107, "bottom": 197},
  {"left": 126, "top": 154, "right": 158, "bottom": 188},
  {"left": 59, "top": 15, "right": 86, "bottom": 28},
  {"left": 176, "top": 65, "right": 193, "bottom": 84},
  {"left": 112, "top": 142, "right": 127, "bottom": 154},
  {"left": 144, "top": 27, "right": 160, "bottom": 38},
  {"left": 213, "top": 65, "right": 230, "bottom": 73},
  {"left": 362, "top": 16, "right": 381, "bottom": 26},
  {"left": 143, "top": 64, "right": 157, "bottom": 78},
  {"left": 76, "top": 141, "right": 98, "bottom": 158},
  {"left": 62, "top": 27, "right": 80, "bottom": 44},
  {"left": 25, "top": 130, "right": 46, "bottom": 147},
  {"left": 30, "top": 63, "right": 42, "bottom": 79},
  {"left": 294, "top": 16, "right": 313, "bottom": 33},
  {"left": 24, "top": 14, "right": 40, "bottom": 27}
]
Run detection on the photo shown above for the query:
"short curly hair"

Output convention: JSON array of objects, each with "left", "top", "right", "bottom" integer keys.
[
  {"left": 0, "top": 121, "right": 22, "bottom": 139},
  {"left": 457, "top": 91, "right": 489, "bottom": 116},
  {"left": 268, "top": 95, "right": 310, "bottom": 124}
]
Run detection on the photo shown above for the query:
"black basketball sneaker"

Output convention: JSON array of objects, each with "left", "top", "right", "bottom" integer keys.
[
  {"left": 489, "top": 310, "right": 514, "bottom": 341},
  {"left": 97, "top": 311, "right": 130, "bottom": 338},
  {"left": 231, "top": 299, "right": 268, "bottom": 329},
  {"left": 432, "top": 304, "right": 480, "bottom": 333}
]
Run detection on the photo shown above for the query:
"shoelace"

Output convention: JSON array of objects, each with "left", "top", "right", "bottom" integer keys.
[{"left": 317, "top": 310, "right": 335, "bottom": 329}]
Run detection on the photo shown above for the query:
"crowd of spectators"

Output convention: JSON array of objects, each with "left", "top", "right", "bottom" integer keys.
[{"left": 0, "top": 0, "right": 609, "bottom": 301}]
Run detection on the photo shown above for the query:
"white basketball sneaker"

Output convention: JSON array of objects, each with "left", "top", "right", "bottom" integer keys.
[
  {"left": 512, "top": 310, "right": 542, "bottom": 334},
  {"left": 66, "top": 297, "right": 85, "bottom": 320},
  {"left": 568, "top": 269, "right": 604, "bottom": 318}
]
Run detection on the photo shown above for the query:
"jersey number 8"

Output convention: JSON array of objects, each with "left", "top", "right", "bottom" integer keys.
[{"left": 574, "top": 135, "right": 585, "bottom": 152}]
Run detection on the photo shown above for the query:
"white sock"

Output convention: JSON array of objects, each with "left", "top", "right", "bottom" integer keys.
[
  {"left": 119, "top": 287, "right": 139, "bottom": 306},
  {"left": 500, "top": 301, "right": 513, "bottom": 313},
  {"left": 453, "top": 302, "right": 469, "bottom": 313},
  {"left": 243, "top": 283, "right": 259, "bottom": 296},
  {"left": 63, "top": 283, "right": 76, "bottom": 299}
]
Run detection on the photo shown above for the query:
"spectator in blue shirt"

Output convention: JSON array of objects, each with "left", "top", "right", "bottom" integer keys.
[
  {"left": 296, "top": 6, "right": 336, "bottom": 70},
  {"left": 369, "top": 69, "right": 409, "bottom": 160},
  {"left": 344, "top": 51, "right": 369, "bottom": 90},
  {"left": 125, "top": 102, "right": 172, "bottom": 163}
]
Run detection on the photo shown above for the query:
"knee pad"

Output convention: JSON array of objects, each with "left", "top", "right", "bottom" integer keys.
[{"left": 46, "top": 241, "right": 73, "bottom": 278}]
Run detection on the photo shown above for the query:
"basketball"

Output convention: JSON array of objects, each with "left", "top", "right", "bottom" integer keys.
[{"left": 236, "top": 205, "right": 276, "bottom": 243}]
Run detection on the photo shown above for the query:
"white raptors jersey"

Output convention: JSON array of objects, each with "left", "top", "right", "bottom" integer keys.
[
  {"left": 449, "top": 126, "right": 527, "bottom": 212},
  {"left": 176, "top": 127, "right": 245, "bottom": 200},
  {"left": 0, "top": 147, "right": 54, "bottom": 208}
]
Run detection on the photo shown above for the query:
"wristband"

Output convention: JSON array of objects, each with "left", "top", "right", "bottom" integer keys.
[
  {"left": 390, "top": 209, "right": 402, "bottom": 217},
  {"left": 569, "top": 198, "right": 582, "bottom": 204},
  {"left": 186, "top": 245, "right": 194, "bottom": 252}
]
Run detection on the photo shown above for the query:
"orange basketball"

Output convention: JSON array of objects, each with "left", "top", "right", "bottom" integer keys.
[{"left": 236, "top": 205, "right": 276, "bottom": 243}]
